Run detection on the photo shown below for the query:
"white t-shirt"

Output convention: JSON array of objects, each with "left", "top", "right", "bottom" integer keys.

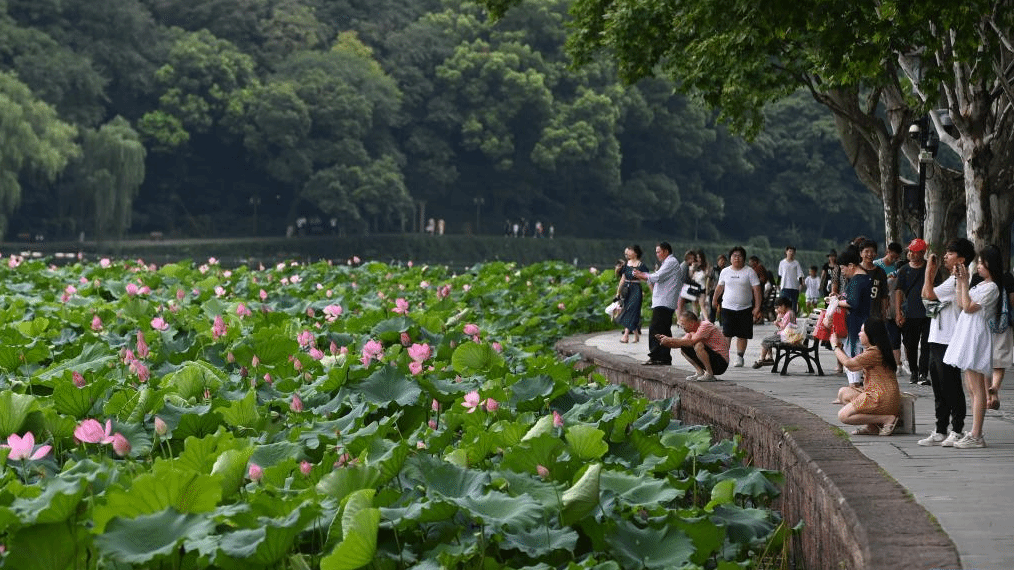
[
  {"left": 804, "top": 275, "right": 822, "bottom": 299},
  {"left": 928, "top": 276, "right": 960, "bottom": 344},
  {"left": 778, "top": 258, "right": 804, "bottom": 289},
  {"left": 718, "top": 265, "right": 760, "bottom": 310}
]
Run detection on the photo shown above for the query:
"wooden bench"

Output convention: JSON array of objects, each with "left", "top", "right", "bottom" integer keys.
[{"left": 770, "top": 308, "right": 825, "bottom": 376}]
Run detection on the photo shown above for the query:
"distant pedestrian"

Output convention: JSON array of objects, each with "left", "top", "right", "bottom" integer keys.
[
  {"left": 804, "top": 266, "right": 822, "bottom": 313},
  {"left": 632, "top": 242, "right": 684, "bottom": 366},
  {"left": 778, "top": 246, "right": 805, "bottom": 314},
  {"left": 896, "top": 239, "right": 930, "bottom": 385},
  {"left": 821, "top": 250, "right": 838, "bottom": 295}
]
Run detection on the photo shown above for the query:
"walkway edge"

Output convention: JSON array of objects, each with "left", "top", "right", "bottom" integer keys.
[{"left": 557, "top": 333, "right": 961, "bottom": 570}]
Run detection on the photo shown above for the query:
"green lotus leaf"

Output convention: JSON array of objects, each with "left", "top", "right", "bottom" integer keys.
[
  {"left": 10, "top": 477, "right": 85, "bottom": 524},
  {"left": 598, "top": 469, "right": 683, "bottom": 506},
  {"left": 217, "top": 390, "right": 261, "bottom": 429},
  {"left": 705, "top": 478, "right": 736, "bottom": 512},
  {"left": 94, "top": 509, "right": 215, "bottom": 564},
  {"left": 177, "top": 431, "right": 242, "bottom": 473},
  {"left": 53, "top": 375, "right": 110, "bottom": 418},
  {"left": 92, "top": 466, "right": 223, "bottom": 533},
  {"left": 0, "top": 391, "right": 38, "bottom": 437},
  {"left": 4, "top": 521, "right": 82, "bottom": 570},
  {"left": 161, "top": 361, "right": 227, "bottom": 400},
  {"left": 355, "top": 365, "right": 422, "bottom": 407},
  {"left": 565, "top": 425, "right": 608, "bottom": 461},
  {"left": 211, "top": 447, "right": 255, "bottom": 498},
  {"left": 371, "top": 316, "right": 415, "bottom": 342},
  {"left": 560, "top": 463, "right": 601, "bottom": 526},
  {"left": 520, "top": 414, "right": 554, "bottom": 442},
  {"left": 604, "top": 518, "right": 695, "bottom": 569},
  {"left": 453, "top": 490, "right": 542, "bottom": 529},
  {"left": 500, "top": 433, "right": 565, "bottom": 476},
  {"left": 34, "top": 342, "right": 117, "bottom": 382},
  {"left": 321, "top": 489, "right": 380, "bottom": 570},
  {"left": 451, "top": 342, "right": 504, "bottom": 374},
  {"left": 709, "top": 505, "right": 779, "bottom": 547},
  {"left": 500, "top": 525, "right": 579, "bottom": 557},
  {"left": 508, "top": 374, "right": 555, "bottom": 411},
  {"left": 714, "top": 467, "right": 783, "bottom": 502},
  {"left": 316, "top": 464, "right": 382, "bottom": 503},
  {"left": 218, "top": 501, "right": 320, "bottom": 565},
  {"left": 403, "top": 455, "right": 490, "bottom": 499},
  {"left": 15, "top": 316, "right": 50, "bottom": 338}
]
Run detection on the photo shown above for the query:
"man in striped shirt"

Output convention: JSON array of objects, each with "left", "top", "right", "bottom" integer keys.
[{"left": 657, "top": 311, "right": 731, "bottom": 382}]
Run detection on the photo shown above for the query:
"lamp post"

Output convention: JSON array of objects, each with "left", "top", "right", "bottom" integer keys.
[
  {"left": 249, "top": 195, "right": 261, "bottom": 236},
  {"left": 473, "top": 197, "right": 485, "bottom": 235},
  {"left": 905, "top": 113, "right": 946, "bottom": 239}
]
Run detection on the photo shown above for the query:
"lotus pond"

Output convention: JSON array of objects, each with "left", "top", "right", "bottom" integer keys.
[{"left": 0, "top": 255, "right": 789, "bottom": 569}]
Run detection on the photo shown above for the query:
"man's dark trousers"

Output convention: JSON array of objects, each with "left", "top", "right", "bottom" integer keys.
[
  {"left": 647, "top": 307, "right": 675, "bottom": 364},
  {"left": 928, "top": 342, "right": 965, "bottom": 434}
]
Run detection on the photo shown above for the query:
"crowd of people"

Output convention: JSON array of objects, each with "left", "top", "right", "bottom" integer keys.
[{"left": 610, "top": 237, "right": 1012, "bottom": 448}]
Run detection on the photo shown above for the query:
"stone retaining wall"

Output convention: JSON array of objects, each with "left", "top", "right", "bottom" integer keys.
[{"left": 557, "top": 334, "right": 961, "bottom": 570}]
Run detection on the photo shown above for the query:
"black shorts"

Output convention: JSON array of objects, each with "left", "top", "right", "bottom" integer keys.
[
  {"left": 721, "top": 307, "right": 754, "bottom": 339},
  {"left": 681, "top": 344, "right": 730, "bottom": 376}
]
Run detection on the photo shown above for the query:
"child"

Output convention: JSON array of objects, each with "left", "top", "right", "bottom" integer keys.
[
  {"left": 754, "top": 297, "right": 797, "bottom": 367},
  {"left": 804, "top": 266, "right": 822, "bottom": 313}
]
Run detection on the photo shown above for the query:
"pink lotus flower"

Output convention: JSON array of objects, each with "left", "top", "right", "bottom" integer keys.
[
  {"left": 136, "top": 331, "right": 149, "bottom": 359},
  {"left": 7, "top": 255, "right": 21, "bottom": 268},
  {"left": 462, "top": 390, "right": 481, "bottom": 413},
  {"left": 72, "top": 371, "right": 86, "bottom": 388},
  {"left": 419, "top": 280, "right": 429, "bottom": 288},
  {"left": 463, "top": 324, "right": 480, "bottom": 336},
  {"left": 248, "top": 463, "right": 263, "bottom": 481},
  {"left": 214, "top": 286, "right": 226, "bottom": 297},
  {"left": 154, "top": 416, "right": 168, "bottom": 436},
  {"left": 432, "top": 399, "right": 439, "bottom": 412},
  {"left": 212, "top": 315, "right": 227, "bottom": 340},
  {"left": 306, "top": 307, "right": 315, "bottom": 317},
  {"left": 91, "top": 315, "right": 103, "bottom": 331},
  {"left": 176, "top": 289, "right": 186, "bottom": 300},
  {"left": 536, "top": 465, "right": 550, "bottom": 479},
  {"left": 2, "top": 432, "right": 51, "bottom": 461},
  {"left": 323, "top": 305, "right": 343, "bottom": 321},
  {"left": 300, "top": 460, "right": 312, "bottom": 476},
  {"left": 553, "top": 411, "right": 564, "bottom": 428},
  {"left": 428, "top": 419, "right": 437, "bottom": 429},
  {"left": 438, "top": 284, "right": 451, "bottom": 298},
  {"left": 125, "top": 283, "right": 139, "bottom": 296},
  {"left": 121, "top": 348, "right": 136, "bottom": 365},
  {"left": 297, "top": 330, "right": 314, "bottom": 349},
  {"left": 236, "top": 303, "right": 251, "bottom": 317},
  {"left": 263, "top": 373, "right": 272, "bottom": 384},
  {"left": 408, "top": 343, "right": 431, "bottom": 363},
  {"left": 408, "top": 361, "right": 423, "bottom": 376},
  {"left": 129, "top": 360, "right": 150, "bottom": 383},
  {"left": 392, "top": 298, "right": 409, "bottom": 315},
  {"left": 100, "top": 258, "right": 111, "bottom": 268},
  {"left": 251, "top": 355, "right": 260, "bottom": 367},
  {"left": 557, "top": 303, "right": 565, "bottom": 310},
  {"left": 485, "top": 398, "right": 499, "bottom": 412},
  {"left": 352, "top": 256, "right": 361, "bottom": 264},
  {"left": 259, "top": 289, "right": 267, "bottom": 301},
  {"left": 112, "top": 433, "right": 131, "bottom": 457},
  {"left": 151, "top": 316, "right": 169, "bottom": 331},
  {"left": 361, "top": 339, "right": 384, "bottom": 366},
  {"left": 492, "top": 342, "right": 503, "bottom": 353},
  {"left": 75, "top": 419, "right": 115, "bottom": 444},
  {"left": 291, "top": 394, "right": 304, "bottom": 412},
  {"left": 400, "top": 332, "right": 411, "bottom": 346},
  {"left": 293, "top": 358, "right": 303, "bottom": 371},
  {"left": 416, "top": 440, "right": 427, "bottom": 449},
  {"left": 463, "top": 284, "right": 471, "bottom": 292},
  {"left": 306, "top": 347, "right": 322, "bottom": 360},
  {"left": 330, "top": 341, "right": 339, "bottom": 355}
]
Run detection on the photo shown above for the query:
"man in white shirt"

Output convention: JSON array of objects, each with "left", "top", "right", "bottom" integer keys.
[
  {"left": 777, "top": 246, "right": 805, "bottom": 314},
  {"left": 633, "top": 242, "right": 688, "bottom": 365},
  {"left": 712, "top": 246, "right": 762, "bottom": 367},
  {"left": 917, "top": 237, "right": 976, "bottom": 447}
]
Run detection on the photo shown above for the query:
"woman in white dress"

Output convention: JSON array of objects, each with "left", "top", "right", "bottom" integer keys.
[{"left": 943, "top": 246, "right": 1003, "bottom": 448}]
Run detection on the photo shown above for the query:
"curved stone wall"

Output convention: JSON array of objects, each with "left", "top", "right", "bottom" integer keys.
[{"left": 557, "top": 334, "right": 960, "bottom": 570}]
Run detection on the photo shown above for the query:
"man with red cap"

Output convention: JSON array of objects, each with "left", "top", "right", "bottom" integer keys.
[{"left": 895, "top": 238, "right": 931, "bottom": 385}]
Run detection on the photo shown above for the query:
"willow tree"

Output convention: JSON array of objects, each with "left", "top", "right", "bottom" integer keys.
[
  {"left": 76, "top": 116, "right": 146, "bottom": 241},
  {"left": 0, "top": 70, "right": 79, "bottom": 238}
]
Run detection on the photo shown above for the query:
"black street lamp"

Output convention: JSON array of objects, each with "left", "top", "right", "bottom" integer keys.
[{"left": 473, "top": 197, "right": 485, "bottom": 234}]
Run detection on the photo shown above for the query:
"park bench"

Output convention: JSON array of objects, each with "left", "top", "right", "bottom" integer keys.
[
  {"left": 759, "top": 285, "right": 779, "bottom": 323},
  {"left": 769, "top": 308, "right": 824, "bottom": 376}
]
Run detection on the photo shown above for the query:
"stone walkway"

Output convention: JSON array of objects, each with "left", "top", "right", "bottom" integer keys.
[{"left": 583, "top": 323, "right": 1013, "bottom": 570}]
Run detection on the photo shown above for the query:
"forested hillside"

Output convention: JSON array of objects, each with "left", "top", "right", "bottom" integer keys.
[{"left": 0, "top": 0, "right": 884, "bottom": 246}]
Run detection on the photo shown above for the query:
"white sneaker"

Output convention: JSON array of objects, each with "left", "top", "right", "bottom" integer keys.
[
  {"left": 953, "top": 433, "right": 987, "bottom": 449},
  {"left": 734, "top": 355, "right": 745, "bottom": 367},
  {"left": 686, "top": 373, "right": 703, "bottom": 381},
  {"left": 917, "top": 431, "right": 946, "bottom": 446},
  {"left": 940, "top": 431, "right": 963, "bottom": 447},
  {"left": 696, "top": 372, "right": 716, "bottom": 382}
]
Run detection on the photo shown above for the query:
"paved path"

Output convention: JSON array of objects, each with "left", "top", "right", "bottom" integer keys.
[{"left": 584, "top": 323, "right": 1013, "bottom": 570}]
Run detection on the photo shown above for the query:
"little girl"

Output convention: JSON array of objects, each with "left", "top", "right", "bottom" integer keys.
[{"left": 753, "top": 297, "right": 797, "bottom": 368}]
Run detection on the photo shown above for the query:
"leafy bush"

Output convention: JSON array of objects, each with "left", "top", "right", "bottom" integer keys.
[{"left": 0, "top": 254, "right": 786, "bottom": 569}]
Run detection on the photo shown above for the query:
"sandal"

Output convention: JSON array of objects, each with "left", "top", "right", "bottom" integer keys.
[
  {"left": 851, "top": 426, "right": 879, "bottom": 436},
  {"left": 752, "top": 359, "right": 775, "bottom": 369},
  {"left": 633, "top": 334, "right": 640, "bottom": 343},
  {"left": 879, "top": 416, "right": 899, "bottom": 436},
  {"left": 988, "top": 387, "right": 1000, "bottom": 410}
]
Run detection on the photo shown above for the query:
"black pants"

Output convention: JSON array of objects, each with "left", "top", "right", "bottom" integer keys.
[
  {"left": 901, "top": 317, "right": 930, "bottom": 378},
  {"left": 928, "top": 342, "right": 965, "bottom": 435},
  {"left": 647, "top": 306, "right": 675, "bottom": 364},
  {"left": 681, "top": 345, "right": 729, "bottom": 376}
]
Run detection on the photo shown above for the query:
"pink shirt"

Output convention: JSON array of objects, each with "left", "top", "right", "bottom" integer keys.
[{"left": 684, "top": 320, "right": 731, "bottom": 362}]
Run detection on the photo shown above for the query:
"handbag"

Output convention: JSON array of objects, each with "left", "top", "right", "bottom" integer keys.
[
  {"left": 813, "top": 307, "right": 848, "bottom": 340},
  {"left": 680, "top": 283, "right": 703, "bottom": 301},
  {"left": 605, "top": 300, "right": 623, "bottom": 322}
]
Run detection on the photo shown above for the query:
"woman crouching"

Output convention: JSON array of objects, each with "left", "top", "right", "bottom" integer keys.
[{"left": 829, "top": 321, "right": 901, "bottom": 436}]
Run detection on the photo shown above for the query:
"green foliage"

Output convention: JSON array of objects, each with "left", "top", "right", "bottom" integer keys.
[{"left": 0, "top": 256, "right": 785, "bottom": 568}]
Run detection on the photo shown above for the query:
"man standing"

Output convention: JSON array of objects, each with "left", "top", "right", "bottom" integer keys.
[
  {"left": 656, "top": 311, "right": 731, "bottom": 382},
  {"left": 917, "top": 238, "right": 976, "bottom": 446},
  {"left": 895, "top": 238, "right": 931, "bottom": 385},
  {"left": 713, "top": 246, "right": 762, "bottom": 367},
  {"left": 876, "top": 242, "right": 904, "bottom": 369},
  {"left": 821, "top": 249, "right": 838, "bottom": 295},
  {"left": 633, "top": 242, "right": 686, "bottom": 365},
  {"left": 777, "top": 246, "right": 805, "bottom": 314}
]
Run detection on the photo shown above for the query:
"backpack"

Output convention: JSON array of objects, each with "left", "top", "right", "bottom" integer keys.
[{"left": 988, "top": 285, "right": 1010, "bottom": 334}]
